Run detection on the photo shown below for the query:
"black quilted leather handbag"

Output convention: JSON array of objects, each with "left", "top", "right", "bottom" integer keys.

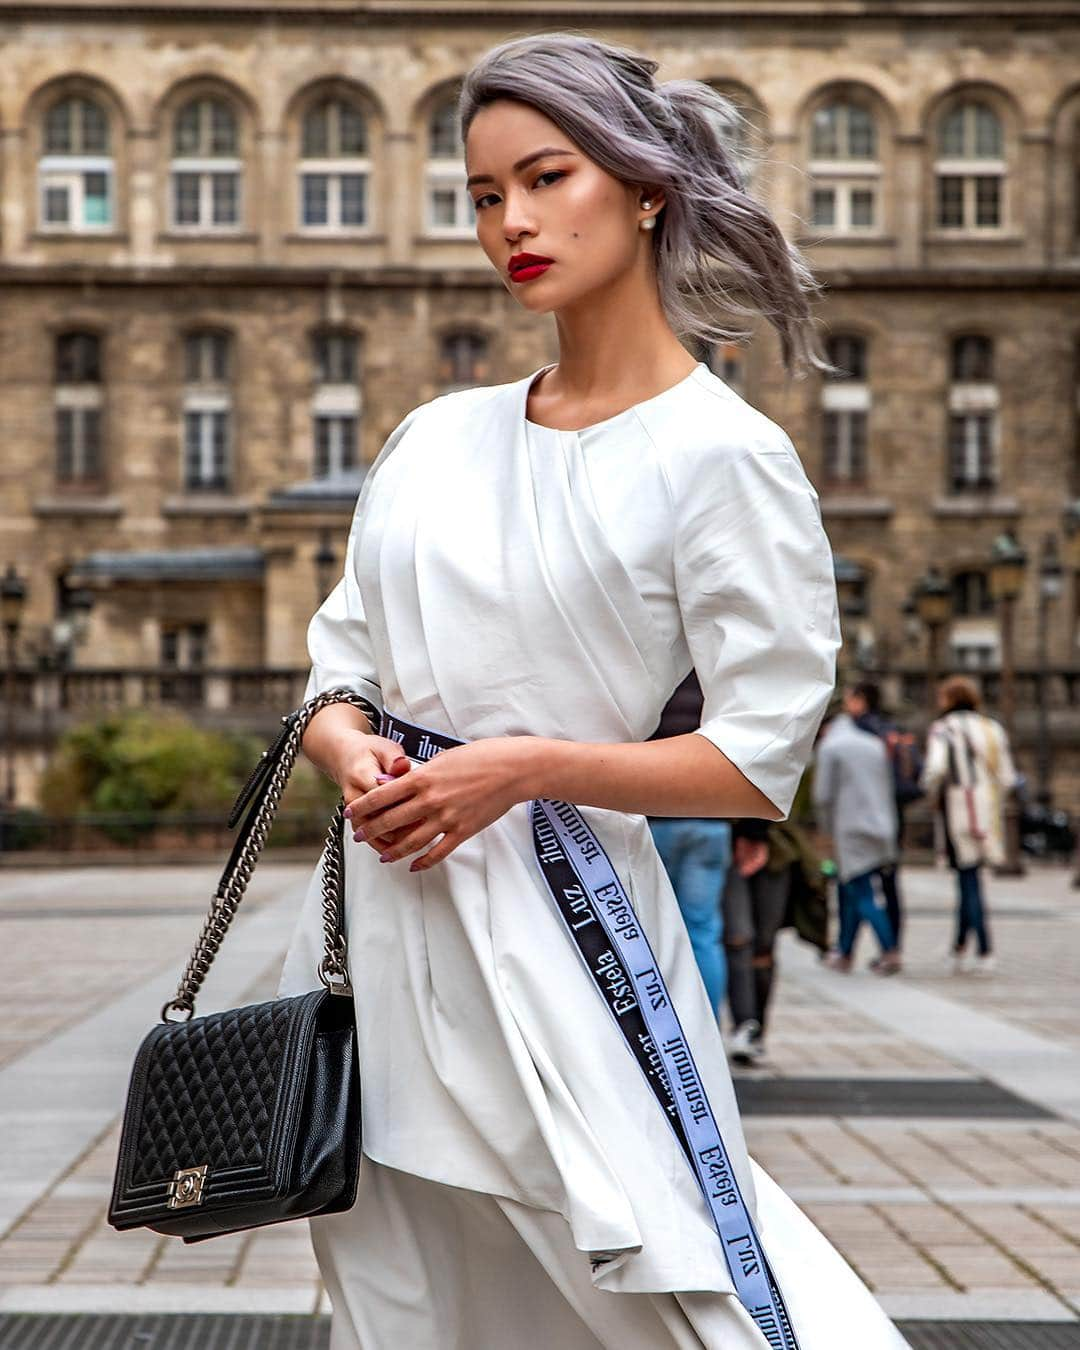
[{"left": 108, "top": 687, "right": 375, "bottom": 1244}]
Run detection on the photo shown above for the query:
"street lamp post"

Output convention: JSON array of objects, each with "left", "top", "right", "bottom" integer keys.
[
  {"left": 912, "top": 565, "right": 952, "bottom": 713},
  {"left": 1035, "top": 534, "right": 1063, "bottom": 806},
  {"left": 988, "top": 531, "right": 1028, "bottom": 876},
  {"left": 1, "top": 565, "right": 28, "bottom": 809}
]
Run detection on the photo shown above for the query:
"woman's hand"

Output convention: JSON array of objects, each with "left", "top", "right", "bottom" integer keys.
[{"left": 344, "top": 736, "right": 538, "bottom": 871}]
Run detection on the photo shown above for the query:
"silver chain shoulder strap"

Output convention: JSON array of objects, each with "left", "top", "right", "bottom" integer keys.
[{"left": 160, "top": 687, "right": 378, "bottom": 1023}]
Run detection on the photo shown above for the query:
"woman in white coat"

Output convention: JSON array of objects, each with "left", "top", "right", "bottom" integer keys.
[
  {"left": 921, "top": 674, "right": 1019, "bottom": 974},
  {"left": 278, "top": 31, "right": 910, "bottom": 1350}
]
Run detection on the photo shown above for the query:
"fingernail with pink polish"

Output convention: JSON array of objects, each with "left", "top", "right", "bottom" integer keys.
[{"left": 379, "top": 851, "right": 392, "bottom": 863}]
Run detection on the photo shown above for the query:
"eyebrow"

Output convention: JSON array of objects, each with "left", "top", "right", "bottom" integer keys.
[{"left": 466, "top": 147, "right": 577, "bottom": 189}]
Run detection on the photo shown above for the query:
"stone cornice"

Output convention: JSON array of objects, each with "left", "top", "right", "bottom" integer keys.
[
  {"left": 0, "top": 1, "right": 1077, "bottom": 21},
  {"left": 2, "top": 263, "right": 1080, "bottom": 290}
]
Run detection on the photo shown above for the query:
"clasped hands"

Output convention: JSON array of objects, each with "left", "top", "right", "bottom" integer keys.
[{"left": 336, "top": 730, "right": 537, "bottom": 872}]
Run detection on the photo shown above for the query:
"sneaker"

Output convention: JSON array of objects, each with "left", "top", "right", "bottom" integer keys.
[
  {"left": 822, "top": 952, "right": 853, "bottom": 973},
  {"left": 870, "top": 951, "right": 902, "bottom": 976},
  {"left": 970, "top": 953, "right": 997, "bottom": 976},
  {"left": 945, "top": 948, "right": 973, "bottom": 975},
  {"left": 729, "top": 1019, "right": 764, "bottom": 1065}
]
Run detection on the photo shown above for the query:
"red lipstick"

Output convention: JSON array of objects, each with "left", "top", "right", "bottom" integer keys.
[{"left": 509, "top": 252, "right": 554, "bottom": 283}]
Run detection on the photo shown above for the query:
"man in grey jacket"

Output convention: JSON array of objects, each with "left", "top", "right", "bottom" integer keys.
[{"left": 812, "top": 710, "right": 901, "bottom": 974}]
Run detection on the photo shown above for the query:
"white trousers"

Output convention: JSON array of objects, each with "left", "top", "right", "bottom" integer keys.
[{"left": 309, "top": 1154, "right": 769, "bottom": 1350}]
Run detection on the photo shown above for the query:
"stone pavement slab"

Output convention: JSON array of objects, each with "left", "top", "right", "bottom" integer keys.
[{"left": 2, "top": 860, "right": 1079, "bottom": 1328}]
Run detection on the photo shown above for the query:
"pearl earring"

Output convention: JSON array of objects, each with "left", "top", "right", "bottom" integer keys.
[{"left": 641, "top": 217, "right": 656, "bottom": 231}]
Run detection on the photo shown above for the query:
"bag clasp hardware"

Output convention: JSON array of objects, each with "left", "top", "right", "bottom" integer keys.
[{"left": 168, "top": 1163, "right": 208, "bottom": 1208}]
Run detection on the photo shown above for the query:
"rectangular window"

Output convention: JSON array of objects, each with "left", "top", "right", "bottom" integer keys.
[
  {"left": 937, "top": 175, "right": 965, "bottom": 227},
  {"left": 211, "top": 172, "right": 239, "bottom": 225},
  {"left": 974, "top": 175, "right": 1001, "bottom": 227},
  {"left": 183, "top": 409, "right": 230, "bottom": 490},
  {"left": 314, "top": 415, "right": 357, "bottom": 477},
  {"left": 823, "top": 409, "right": 867, "bottom": 483},
  {"left": 82, "top": 171, "right": 109, "bottom": 226},
  {"left": 173, "top": 172, "right": 201, "bottom": 226},
  {"left": 850, "top": 188, "right": 875, "bottom": 228},
  {"left": 811, "top": 187, "right": 836, "bottom": 228},
  {"left": 302, "top": 173, "right": 329, "bottom": 226},
  {"left": 340, "top": 173, "right": 366, "bottom": 226},
  {"left": 56, "top": 406, "right": 101, "bottom": 482},
  {"left": 949, "top": 412, "right": 996, "bottom": 491},
  {"left": 314, "top": 333, "right": 357, "bottom": 385},
  {"left": 431, "top": 187, "right": 457, "bottom": 227},
  {"left": 44, "top": 185, "right": 70, "bottom": 225}
]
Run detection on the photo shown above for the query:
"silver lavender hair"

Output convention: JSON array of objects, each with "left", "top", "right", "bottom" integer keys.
[{"left": 459, "top": 32, "right": 831, "bottom": 379}]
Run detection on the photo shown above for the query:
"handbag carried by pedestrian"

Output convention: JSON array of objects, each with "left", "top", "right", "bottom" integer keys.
[{"left": 107, "top": 686, "right": 374, "bottom": 1244}]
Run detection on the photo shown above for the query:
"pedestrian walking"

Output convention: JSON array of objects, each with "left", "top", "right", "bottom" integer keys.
[
  {"left": 921, "top": 675, "right": 1018, "bottom": 975},
  {"left": 277, "top": 31, "right": 909, "bottom": 1348},
  {"left": 812, "top": 708, "right": 902, "bottom": 974},
  {"left": 844, "top": 680, "right": 923, "bottom": 955},
  {"left": 723, "top": 813, "right": 828, "bottom": 1064},
  {"left": 647, "top": 670, "right": 733, "bottom": 1020}
]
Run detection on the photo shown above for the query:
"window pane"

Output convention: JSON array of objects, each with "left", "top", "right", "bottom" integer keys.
[
  {"left": 975, "top": 175, "right": 1001, "bottom": 226},
  {"left": 340, "top": 173, "right": 366, "bottom": 225},
  {"left": 212, "top": 411, "right": 229, "bottom": 482},
  {"left": 974, "top": 103, "right": 1002, "bottom": 158},
  {"left": 209, "top": 100, "right": 237, "bottom": 156},
  {"left": 44, "top": 100, "right": 73, "bottom": 154},
  {"left": 210, "top": 332, "right": 229, "bottom": 381},
  {"left": 303, "top": 103, "right": 329, "bottom": 157},
  {"left": 56, "top": 408, "right": 75, "bottom": 480},
  {"left": 850, "top": 188, "right": 874, "bottom": 227},
  {"left": 302, "top": 173, "right": 329, "bottom": 226},
  {"left": 937, "top": 175, "right": 965, "bottom": 227},
  {"left": 826, "top": 334, "right": 866, "bottom": 381},
  {"left": 952, "top": 335, "right": 993, "bottom": 381},
  {"left": 811, "top": 106, "right": 839, "bottom": 159},
  {"left": 173, "top": 172, "right": 201, "bottom": 225},
  {"left": 338, "top": 102, "right": 366, "bottom": 155},
  {"left": 211, "top": 172, "right": 239, "bottom": 225},
  {"left": 847, "top": 106, "right": 876, "bottom": 159},
  {"left": 56, "top": 332, "right": 100, "bottom": 383},
  {"left": 429, "top": 100, "right": 459, "bottom": 158},
  {"left": 44, "top": 184, "right": 70, "bottom": 225},
  {"left": 314, "top": 416, "right": 330, "bottom": 477},
  {"left": 811, "top": 187, "right": 835, "bottom": 227},
  {"left": 81, "top": 99, "right": 109, "bottom": 154},
  {"left": 440, "top": 332, "right": 487, "bottom": 385},
  {"left": 82, "top": 408, "right": 101, "bottom": 478},
  {"left": 939, "top": 106, "right": 966, "bottom": 157},
  {"left": 850, "top": 410, "right": 868, "bottom": 479},
  {"left": 174, "top": 101, "right": 202, "bottom": 155},
  {"left": 82, "top": 171, "right": 110, "bottom": 226},
  {"left": 338, "top": 416, "right": 357, "bottom": 469},
  {"left": 431, "top": 187, "right": 457, "bottom": 226}
]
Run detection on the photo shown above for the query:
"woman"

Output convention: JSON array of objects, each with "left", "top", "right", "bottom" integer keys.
[
  {"left": 921, "top": 675, "right": 1018, "bottom": 975},
  {"left": 277, "top": 33, "right": 909, "bottom": 1349}
]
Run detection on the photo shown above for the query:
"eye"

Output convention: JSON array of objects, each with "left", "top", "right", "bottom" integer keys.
[{"left": 472, "top": 170, "right": 566, "bottom": 212}]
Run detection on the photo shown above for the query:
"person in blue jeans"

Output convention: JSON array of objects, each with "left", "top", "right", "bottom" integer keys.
[
  {"left": 648, "top": 816, "right": 732, "bottom": 1015},
  {"left": 646, "top": 670, "right": 731, "bottom": 1018}
]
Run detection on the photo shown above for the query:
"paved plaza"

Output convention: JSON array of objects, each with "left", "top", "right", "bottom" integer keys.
[{"left": 1, "top": 856, "right": 1079, "bottom": 1342}]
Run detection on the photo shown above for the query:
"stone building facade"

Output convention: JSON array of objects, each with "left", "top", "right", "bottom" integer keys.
[{"left": 1, "top": 0, "right": 1080, "bottom": 805}]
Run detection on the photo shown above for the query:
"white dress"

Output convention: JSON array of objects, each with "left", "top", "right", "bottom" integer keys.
[{"left": 277, "top": 360, "right": 910, "bottom": 1349}]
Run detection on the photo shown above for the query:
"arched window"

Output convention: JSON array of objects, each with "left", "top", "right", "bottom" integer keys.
[
  {"left": 821, "top": 334, "right": 869, "bottom": 484},
  {"left": 171, "top": 96, "right": 242, "bottom": 230},
  {"left": 312, "top": 331, "right": 360, "bottom": 477},
  {"left": 438, "top": 332, "right": 490, "bottom": 391},
  {"left": 39, "top": 96, "right": 113, "bottom": 232},
  {"left": 948, "top": 335, "right": 998, "bottom": 493},
  {"left": 935, "top": 100, "right": 1004, "bottom": 229},
  {"left": 299, "top": 97, "right": 370, "bottom": 230},
  {"left": 183, "top": 331, "right": 232, "bottom": 492},
  {"left": 425, "top": 91, "right": 474, "bottom": 234},
  {"left": 809, "top": 100, "right": 879, "bottom": 232},
  {"left": 55, "top": 332, "right": 103, "bottom": 485}
]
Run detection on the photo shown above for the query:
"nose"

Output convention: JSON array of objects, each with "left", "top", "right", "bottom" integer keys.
[{"left": 500, "top": 184, "right": 537, "bottom": 244}]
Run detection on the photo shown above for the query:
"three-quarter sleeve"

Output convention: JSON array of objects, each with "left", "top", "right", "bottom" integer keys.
[
  {"left": 672, "top": 435, "right": 840, "bottom": 819},
  {"left": 303, "top": 406, "right": 421, "bottom": 714}
]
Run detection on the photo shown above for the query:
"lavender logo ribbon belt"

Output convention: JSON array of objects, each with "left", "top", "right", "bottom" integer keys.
[{"left": 379, "top": 708, "right": 799, "bottom": 1350}]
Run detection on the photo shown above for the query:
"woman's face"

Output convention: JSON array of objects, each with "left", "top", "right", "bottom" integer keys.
[{"left": 464, "top": 98, "right": 660, "bottom": 314}]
